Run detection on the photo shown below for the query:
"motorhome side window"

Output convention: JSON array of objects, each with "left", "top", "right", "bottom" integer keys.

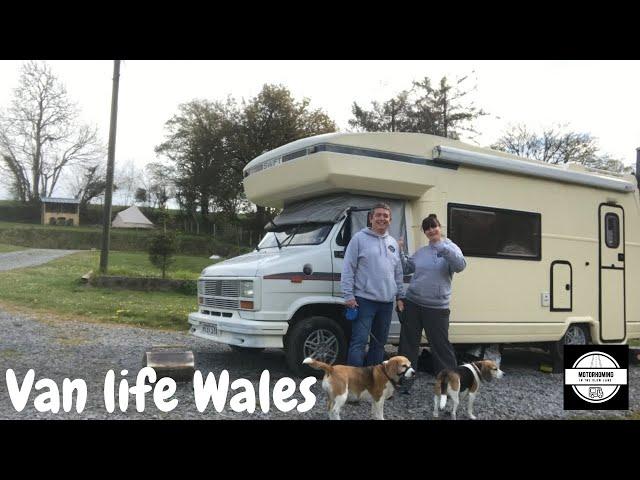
[
  {"left": 605, "top": 213, "right": 620, "bottom": 248},
  {"left": 448, "top": 204, "right": 541, "bottom": 260}
]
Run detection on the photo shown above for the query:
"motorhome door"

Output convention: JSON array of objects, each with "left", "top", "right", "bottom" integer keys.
[{"left": 599, "top": 204, "right": 626, "bottom": 342}]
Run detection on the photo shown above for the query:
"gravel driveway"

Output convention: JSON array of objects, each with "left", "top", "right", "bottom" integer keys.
[
  {"left": 0, "top": 249, "right": 79, "bottom": 271},
  {"left": 1, "top": 308, "right": 637, "bottom": 420}
]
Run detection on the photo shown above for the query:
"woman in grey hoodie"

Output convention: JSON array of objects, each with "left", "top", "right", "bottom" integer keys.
[{"left": 398, "top": 214, "right": 466, "bottom": 376}]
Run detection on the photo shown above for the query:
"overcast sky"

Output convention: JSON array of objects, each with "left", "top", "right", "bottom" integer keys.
[{"left": 1, "top": 60, "right": 639, "bottom": 200}]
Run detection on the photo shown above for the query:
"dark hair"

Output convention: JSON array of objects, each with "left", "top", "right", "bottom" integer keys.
[
  {"left": 370, "top": 202, "right": 392, "bottom": 216},
  {"left": 422, "top": 214, "right": 441, "bottom": 232}
]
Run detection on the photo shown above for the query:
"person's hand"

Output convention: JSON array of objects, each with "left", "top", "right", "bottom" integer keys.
[
  {"left": 396, "top": 299, "right": 404, "bottom": 312},
  {"left": 345, "top": 299, "right": 358, "bottom": 308},
  {"left": 397, "top": 237, "right": 405, "bottom": 252}
]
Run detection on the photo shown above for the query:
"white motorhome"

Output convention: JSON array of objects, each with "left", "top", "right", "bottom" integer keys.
[{"left": 188, "top": 132, "right": 640, "bottom": 375}]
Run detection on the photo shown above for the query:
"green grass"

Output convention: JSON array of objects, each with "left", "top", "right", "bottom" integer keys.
[
  {"left": 104, "top": 251, "right": 215, "bottom": 280},
  {"left": 0, "top": 250, "right": 218, "bottom": 330},
  {"left": 0, "top": 243, "right": 27, "bottom": 253}
]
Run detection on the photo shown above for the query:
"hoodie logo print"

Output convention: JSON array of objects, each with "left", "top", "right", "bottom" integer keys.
[{"left": 388, "top": 245, "right": 396, "bottom": 253}]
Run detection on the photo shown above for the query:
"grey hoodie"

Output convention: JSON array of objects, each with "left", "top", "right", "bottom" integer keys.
[
  {"left": 342, "top": 228, "right": 404, "bottom": 303},
  {"left": 402, "top": 238, "right": 466, "bottom": 308}
]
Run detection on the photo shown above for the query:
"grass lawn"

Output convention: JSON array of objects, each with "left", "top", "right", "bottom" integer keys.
[
  {"left": 0, "top": 250, "right": 218, "bottom": 330},
  {"left": 0, "top": 243, "right": 27, "bottom": 253}
]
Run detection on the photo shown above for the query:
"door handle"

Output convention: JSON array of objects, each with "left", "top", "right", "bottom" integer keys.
[
  {"left": 618, "top": 253, "right": 624, "bottom": 262},
  {"left": 565, "top": 284, "right": 571, "bottom": 291},
  {"left": 334, "top": 250, "right": 344, "bottom": 258}
]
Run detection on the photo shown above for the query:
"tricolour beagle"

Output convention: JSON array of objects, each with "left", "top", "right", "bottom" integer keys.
[{"left": 433, "top": 360, "right": 504, "bottom": 420}]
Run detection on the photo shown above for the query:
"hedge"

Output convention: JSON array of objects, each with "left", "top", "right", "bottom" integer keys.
[{"left": 0, "top": 223, "right": 251, "bottom": 257}]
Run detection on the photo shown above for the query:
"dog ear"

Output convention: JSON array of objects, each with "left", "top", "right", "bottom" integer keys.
[{"left": 481, "top": 362, "right": 493, "bottom": 382}]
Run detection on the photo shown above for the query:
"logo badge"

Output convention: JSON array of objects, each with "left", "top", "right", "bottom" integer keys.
[
  {"left": 388, "top": 245, "right": 396, "bottom": 253},
  {"left": 564, "top": 345, "right": 628, "bottom": 410}
]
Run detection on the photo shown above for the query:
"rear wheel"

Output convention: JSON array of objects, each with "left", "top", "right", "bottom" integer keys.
[
  {"left": 551, "top": 323, "right": 590, "bottom": 366},
  {"left": 285, "top": 316, "right": 347, "bottom": 377}
]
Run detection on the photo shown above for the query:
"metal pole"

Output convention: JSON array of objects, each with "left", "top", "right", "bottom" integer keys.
[{"left": 100, "top": 60, "right": 121, "bottom": 274}]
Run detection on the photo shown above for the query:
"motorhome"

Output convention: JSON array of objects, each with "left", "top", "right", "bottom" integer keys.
[{"left": 188, "top": 132, "right": 640, "bottom": 375}]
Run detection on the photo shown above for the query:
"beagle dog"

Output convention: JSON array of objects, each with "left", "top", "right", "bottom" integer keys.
[
  {"left": 433, "top": 360, "right": 504, "bottom": 420},
  {"left": 303, "top": 356, "right": 415, "bottom": 420}
]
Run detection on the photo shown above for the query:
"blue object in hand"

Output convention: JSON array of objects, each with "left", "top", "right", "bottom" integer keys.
[{"left": 345, "top": 306, "right": 359, "bottom": 321}]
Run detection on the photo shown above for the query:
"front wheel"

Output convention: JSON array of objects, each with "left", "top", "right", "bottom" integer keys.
[{"left": 285, "top": 316, "right": 347, "bottom": 377}]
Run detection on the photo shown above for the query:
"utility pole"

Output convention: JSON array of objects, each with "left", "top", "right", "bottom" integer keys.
[{"left": 100, "top": 60, "right": 121, "bottom": 273}]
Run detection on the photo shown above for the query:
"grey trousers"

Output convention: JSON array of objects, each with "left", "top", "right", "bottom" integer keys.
[{"left": 398, "top": 299, "right": 458, "bottom": 374}]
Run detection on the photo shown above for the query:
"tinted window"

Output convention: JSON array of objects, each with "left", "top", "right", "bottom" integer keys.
[
  {"left": 605, "top": 213, "right": 620, "bottom": 248},
  {"left": 448, "top": 204, "right": 541, "bottom": 260}
]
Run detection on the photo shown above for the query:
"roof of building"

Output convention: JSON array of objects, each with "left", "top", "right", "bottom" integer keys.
[{"left": 40, "top": 197, "right": 81, "bottom": 204}]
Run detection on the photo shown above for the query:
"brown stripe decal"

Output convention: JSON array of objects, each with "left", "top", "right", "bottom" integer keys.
[
  {"left": 264, "top": 272, "right": 340, "bottom": 281},
  {"left": 263, "top": 272, "right": 413, "bottom": 283}
]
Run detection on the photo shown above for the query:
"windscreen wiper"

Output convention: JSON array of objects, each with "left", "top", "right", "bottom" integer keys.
[{"left": 282, "top": 224, "right": 301, "bottom": 247}]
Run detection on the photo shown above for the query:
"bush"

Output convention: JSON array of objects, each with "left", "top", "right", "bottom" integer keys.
[
  {"left": 0, "top": 201, "right": 40, "bottom": 223},
  {"left": 148, "top": 232, "right": 177, "bottom": 279}
]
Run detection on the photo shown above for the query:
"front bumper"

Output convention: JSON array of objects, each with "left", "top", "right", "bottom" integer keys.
[{"left": 188, "top": 311, "right": 289, "bottom": 349}]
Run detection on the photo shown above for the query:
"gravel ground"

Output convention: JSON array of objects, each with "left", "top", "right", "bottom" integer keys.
[
  {"left": 1, "top": 307, "right": 637, "bottom": 420},
  {"left": 0, "top": 249, "right": 78, "bottom": 271}
]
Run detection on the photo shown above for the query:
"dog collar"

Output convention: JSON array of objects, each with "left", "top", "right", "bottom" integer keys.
[
  {"left": 381, "top": 364, "right": 399, "bottom": 388},
  {"left": 462, "top": 363, "right": 482, "bottom": 386}
]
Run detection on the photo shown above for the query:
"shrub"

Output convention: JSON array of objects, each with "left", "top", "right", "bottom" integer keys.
[{"left": 148, "top": 232, "right": 177, "bottom": 279}]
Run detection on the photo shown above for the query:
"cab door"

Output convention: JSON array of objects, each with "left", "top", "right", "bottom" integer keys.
[{"left": 599, "top": 204, "right": 625, "bottom": 342}]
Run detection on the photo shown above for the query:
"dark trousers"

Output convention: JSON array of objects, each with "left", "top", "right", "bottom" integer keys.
[{"left": 398, "top": 299, "right": 457, "bottom": 374}]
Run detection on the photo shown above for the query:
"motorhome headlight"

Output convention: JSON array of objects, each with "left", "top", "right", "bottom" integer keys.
[{"left": 240, "top": 280, "right": 254, "bottom": 298}]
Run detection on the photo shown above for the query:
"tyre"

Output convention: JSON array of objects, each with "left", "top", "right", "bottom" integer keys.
[
  {"left": 229, "top": 345, "right": 265, "bottom": 354},
  {"left": 285, "top": 316, "right": 347, "bottom": 377},
  {"left": 551, "top": 323, "right": 591, "bottom": 365}
]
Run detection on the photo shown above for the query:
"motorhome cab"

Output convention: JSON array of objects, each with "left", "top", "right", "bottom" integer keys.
[{"left": 188, "top": 132, "right": 640, "bottom": 375}]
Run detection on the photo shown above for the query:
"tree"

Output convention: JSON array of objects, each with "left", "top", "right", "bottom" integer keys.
[
  {"left": 144, "top": 162, "right": 173, "bottom": 211},
  {"left": 155, "top": 98, "right": 239, "bottom": 225},
  {"left": 148, "top": 232, "right": 176, "bottom": 279},
  {"left": 134, "top": 187, "right": 148, "bottom": 205},
  {"left": 491, "top": 123, "right": 632, "bottom": 174},
  {"left": 0, "top": 61, "right": 103, "bottom": 202},
  {"left": 66, "top": 162, "right": 113, "bottom": 217},
  {"left": 349, "top": 74, "right": 486, "bottom": 140},
  {"left": 349, "top": 91, "right": 412, "bottom": 132},
  {"left": 234, "top": 84, "right": 336, "bottom": 227}
]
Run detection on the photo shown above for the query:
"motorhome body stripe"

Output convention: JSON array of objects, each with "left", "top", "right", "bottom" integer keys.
[
  {"left": 263, "top": 272, "right": 413, "bottom": 283},
  {"left": 244, "top": 143, "right": 458, "bottom": 177}
]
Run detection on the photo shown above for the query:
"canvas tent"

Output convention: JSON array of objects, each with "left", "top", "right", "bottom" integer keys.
[{"left": 112, "top": 206, "right": 154, "bottom": 229}]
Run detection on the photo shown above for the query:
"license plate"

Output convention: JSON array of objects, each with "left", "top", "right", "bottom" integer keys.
[{"left": 202, "top": 324, "right": 218, "bottom": 336}]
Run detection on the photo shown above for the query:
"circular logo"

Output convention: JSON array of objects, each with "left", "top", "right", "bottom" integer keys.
[{"left": 570, "top": 351, "right": 621, "bottom": 403}]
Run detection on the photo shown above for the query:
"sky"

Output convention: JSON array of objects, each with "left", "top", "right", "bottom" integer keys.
[{"left": 0, "top": 60, "right": 639, "bottom": 200}]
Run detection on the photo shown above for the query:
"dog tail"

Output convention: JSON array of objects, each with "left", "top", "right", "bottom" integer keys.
[{"left": 303, "top": 357, "right": 333, "bottom": 374}]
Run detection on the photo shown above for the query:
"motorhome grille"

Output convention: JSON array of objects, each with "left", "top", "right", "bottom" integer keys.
[
  {"left": 202, "top": 297, "right": 240, "bottom": 310},
  {"left": 202, "top": 280, "right": 240, "bottom": 297}
]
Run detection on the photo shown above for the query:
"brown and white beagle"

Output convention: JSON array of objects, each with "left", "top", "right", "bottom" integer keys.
[
  {"left": 303, "top": 356, "right": 415, "bottom": 420},
  {"left": 433, "top": 360, "right": 504, "bottom": 420}
]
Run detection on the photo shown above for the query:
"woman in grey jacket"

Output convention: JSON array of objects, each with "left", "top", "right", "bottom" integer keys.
[{"left": 398, "top": 214, "right": 466, "bottom": 377}]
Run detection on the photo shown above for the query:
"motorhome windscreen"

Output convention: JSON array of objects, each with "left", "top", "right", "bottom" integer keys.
[
  {"left": 448, "top": 204, "right": 541, "bottom": 260},
  {"left": 258, "top": 223, "right": 334, "bottom": 249}
]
